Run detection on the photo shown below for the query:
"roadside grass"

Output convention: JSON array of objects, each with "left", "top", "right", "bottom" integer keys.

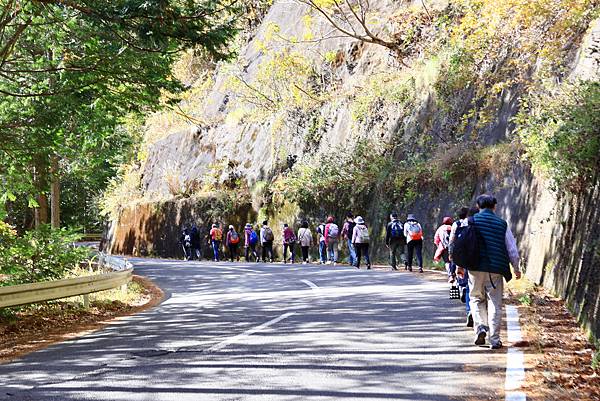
[
  {"left": 64, "top": 265, "right": 146, "bottom": 306},
  {"left": 0, "top": 273, "right": 161, "bottom": 363}
]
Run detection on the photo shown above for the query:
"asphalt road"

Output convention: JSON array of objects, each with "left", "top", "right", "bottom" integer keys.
[{"left": 0, "top": 259, "right": 505, "bottom": 400}]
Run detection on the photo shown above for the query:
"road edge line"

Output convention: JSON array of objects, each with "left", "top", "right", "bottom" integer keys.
[{"left": 505, "top": 304, "right": 526, "bottom": 401}]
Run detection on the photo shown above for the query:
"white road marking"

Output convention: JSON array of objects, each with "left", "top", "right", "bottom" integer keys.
[
  {"left": 506, "top": 305, "right": 523, "bottom": 343},
  {"left": 506, "top": 391, "right": 527, "bottom": 401},
  {"left": 212, "top": 265, "right": 265, "bottom": 274},
  {"left": 205, "top": 312, "right": 296, "bottom": 352},
  {"left": 301, "top": 279, "right": 319, "bottom": 290},
  {"left": 505, "top": 305, "right": 527, "bottom": 400}
]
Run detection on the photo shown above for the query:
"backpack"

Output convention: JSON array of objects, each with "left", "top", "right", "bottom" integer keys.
[
  {"left": 356, "top": 225, "right": 370, "bottom": 242},
  {"left": 452, "top": 218, "right": 480, "bottom": 270},
  {"left": 249, "top": 230, "right": 258, "bottom": 246},
  {"left": 299, "top": 228, "right": 310, "bottom": 244},
  {"left": 346, "top": 221, "right": 356, "bottom": 238},
  {"left": 327, "top": 223, "right": 339, "bottom": 238},
  {"left": 407, "top": 222, "right": 423, "bottom": 241},
  {"left": 390, "top": 220, "right": 404, "bottom": 239},
  {"left": 230, "top": 231, "right": 240, "bottom": 244},
  {"left": 440, "top": 226, "right": 452, "bottom": 248},
  {"left": 213, "top": 229, "right": 222, "bottom": 241},
  {"left": 263, "top": 227, "right": 274, "bottom": 242}
]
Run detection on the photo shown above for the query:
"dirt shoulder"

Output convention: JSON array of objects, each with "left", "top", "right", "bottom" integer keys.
[
  {"left": 507, "top": 286, "right": 600, "bottom": 401},
  {"left": 0, "top": 275, "right": 164, "bottom": 364}
]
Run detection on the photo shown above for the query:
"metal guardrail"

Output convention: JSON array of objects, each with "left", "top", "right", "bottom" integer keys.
[{"left": 0, "top": 254, "right": 133, "bottom": 308}]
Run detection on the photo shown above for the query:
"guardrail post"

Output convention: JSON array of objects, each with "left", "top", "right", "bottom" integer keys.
[{"left": 83, "top": 294, "right": 90, "bottom": 308}]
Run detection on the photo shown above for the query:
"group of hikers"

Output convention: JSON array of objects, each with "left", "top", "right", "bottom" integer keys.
[
  {"left": 178, "top": 212, "right": 426, "bottom": 271},
  {"left": 431, "top": 194, "right": 522, "bottom": 350},
  {"left": 178, "top": 193, "right": 521, "bottom": 349}
]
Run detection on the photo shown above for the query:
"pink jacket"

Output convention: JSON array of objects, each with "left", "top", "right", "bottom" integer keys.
[
  {"left": 282, "top": 227, "right": 296, "bottom": 244},
  {"left": 433, "top": 224, "right": 452, "bottom": 262}
]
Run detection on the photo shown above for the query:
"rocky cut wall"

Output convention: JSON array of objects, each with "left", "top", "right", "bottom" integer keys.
[{"left": 105, "top": 0, "right": 600, "bottom": 337}]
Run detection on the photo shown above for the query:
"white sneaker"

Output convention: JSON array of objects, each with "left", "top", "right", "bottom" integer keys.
[{"left": 325, "top": 261, "right": 332, "bottom": 265}]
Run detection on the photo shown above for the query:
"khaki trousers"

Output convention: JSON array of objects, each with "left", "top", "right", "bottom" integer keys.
[{"left": 468, "top": 271, "right": 504, "bottom": 344}]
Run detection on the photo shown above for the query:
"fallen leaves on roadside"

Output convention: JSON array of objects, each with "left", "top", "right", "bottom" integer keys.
[
  {"left": 511, "top": 288, "right": 600, "bottom": 401},
  {"left": 0, "top": 275, "right": 163, "bottom": 364}
]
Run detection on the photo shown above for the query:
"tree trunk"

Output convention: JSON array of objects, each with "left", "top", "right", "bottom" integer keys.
[
  {"left": 33, "top": 158, "right": 49, "bottom": 228},
  {"left": 50, "top": 156, "right": 60, "bottom": 228},
  {"left": 34, "top": 194, "right": 48, "bottom": 228}
]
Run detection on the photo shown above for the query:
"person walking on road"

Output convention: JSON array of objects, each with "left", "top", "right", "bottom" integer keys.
[
  {"left": 404, "top": 214, "right": 424, "bottom": 273},
  {"left": 341, "top": 213, "right": 357, "bottom": 267},
  {"left": 179, "top": 227, "right": 192, "bottom": 261},
  {"left": 190, "top": 224, "right": 202, "bottom": 260},
  {"left": 316, "top": 221, "right": 327, "bottom": 264},
  {"left": 470, "top": 195, "right": 521, "bottom": 349},
  {"left": 244, "top": 223, "right": 259, "bottom": 262},
  {"left": 282, "top": 223, "right": 296, "bottom": 263},
  {"left": 226, "top": 225, "right": 241, "bottom": 262},
  {"left": 352, "top": 216, "right": 371, "bottom": 269},
  {"left": 434, "top": 216, "right": 454, "bottom": 282},
  {"left": 297, "top": 220, "right": 313, "bottom": 264},
  {"left": 260, "top": 220, "right": 274, "bottom": 263},
  {"left": 385, "top": 212, "right": 406, "bottom": 270},
  {"left": 324, "top": 216, "right": 340, "bottom": 265},
  {"left": 449, "top": 206, "right": 476, "bottom": 327},
  {"left": 209, "top": 223, "right": 223, "bottom": 262}
]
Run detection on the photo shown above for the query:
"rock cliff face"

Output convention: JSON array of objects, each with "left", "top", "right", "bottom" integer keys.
[{"left": 105, "top": 2, "right": 600, "bottom": 337}]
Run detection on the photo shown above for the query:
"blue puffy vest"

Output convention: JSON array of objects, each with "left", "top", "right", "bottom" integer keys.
[{"left": 473, "top": 209, "right": 512, "bottom": 282}]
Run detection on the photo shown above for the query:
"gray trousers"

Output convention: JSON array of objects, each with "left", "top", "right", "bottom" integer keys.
[
  {"left": 468, "top": 271, "right": 504, "bottom": 344},
  {"left": 389, "top": 241, "right": 405, "bottom": 268}
]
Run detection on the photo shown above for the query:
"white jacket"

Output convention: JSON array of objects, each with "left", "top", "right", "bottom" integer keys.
[{"left": 297, "top": 228, "right": 312, "bottom": 247}]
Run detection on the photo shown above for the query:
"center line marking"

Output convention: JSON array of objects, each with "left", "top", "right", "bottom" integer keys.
[
  {"left": 205, "top": 312, "right": 296, "bottom": 353},
  {"left": 301, "top": 279, "right": 319, "bottom": 290}
]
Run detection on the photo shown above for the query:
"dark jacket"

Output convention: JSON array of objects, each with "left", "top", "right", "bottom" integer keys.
[
  {"left": 190, "top": 226, "right": 201, "bottom": 247},
  {"left": 473, "top": 209, "right": 512, "bottom": 282},
  {"left": 385, "top": 219, "right": 406, "bottom": 245}
]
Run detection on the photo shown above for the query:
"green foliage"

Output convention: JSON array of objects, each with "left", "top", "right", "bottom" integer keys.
[
  {"left": 593, "top": 346, "right": 600, "bottom": 371},
  {"left": 273, "top": 140, "right": 396, "bottom": 216},
  {"left": 100, "top": 165, "right": 144, "bottom": 221},
  {"left": 226, "top": 47, "right": 324, "bottom": 121},
  {"left": 519, "top": 294, "right": 533, "bottom": 306},
  {"left": 433, "top": 48, "right": 476, "bottom": 110},
  {"left": 430, "top": 0, "right": 598, "bottom": 131},
  {"left": 517, "top": 81, "right": 600, "bottom": 192},
  {"left": 351, "top": 73, "right": 415, "bottom": 121},
  {"left": 273, "top": 140, "right": 516, "bottom": 217},
  {"left": 0, "top": 225, "right": 89, "bottom": 285},
  {"left": 0, "top": 0, "right": 239, "bottom": 229}
]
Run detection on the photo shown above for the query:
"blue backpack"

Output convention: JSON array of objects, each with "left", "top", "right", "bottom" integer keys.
[
  {"left": 390, "top": 220, "right": 404, "bottom": 239},
  {"left": 249, "top": 230, "right": 258, "bottom": 246}
]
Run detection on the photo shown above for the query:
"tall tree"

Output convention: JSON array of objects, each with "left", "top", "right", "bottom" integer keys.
[{"left": 0, "top": 0, "right": 239, "bottom": 227}]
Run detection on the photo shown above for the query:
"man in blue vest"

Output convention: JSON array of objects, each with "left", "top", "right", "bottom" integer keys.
[{"left": 471, "top": 194, "right": 522, "bottom": 349}]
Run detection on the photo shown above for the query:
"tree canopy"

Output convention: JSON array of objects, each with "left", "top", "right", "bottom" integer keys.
[{"left": 0, "top": 0, "right": 239, "bottom": 228}]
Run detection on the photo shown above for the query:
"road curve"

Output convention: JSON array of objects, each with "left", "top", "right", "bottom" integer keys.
[{"left": 0, "top": 258, "right": 505, "bottom": 400}]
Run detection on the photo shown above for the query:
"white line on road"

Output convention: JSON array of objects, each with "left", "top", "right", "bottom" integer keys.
[
  {"left": 213, "top": 265, "right": 265, "bottom": 274},
  {"left": 300, "top": 279, "right": 319, "bottom": 290},
  {"left": 505, "top": 305, "right": 526, "bottom": 400},
  {"left": 205, "top": 312, "right": 296, "bottom": 353},
  {"left": 506, "top": 305, "right": 523, "bottom": 343}
]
